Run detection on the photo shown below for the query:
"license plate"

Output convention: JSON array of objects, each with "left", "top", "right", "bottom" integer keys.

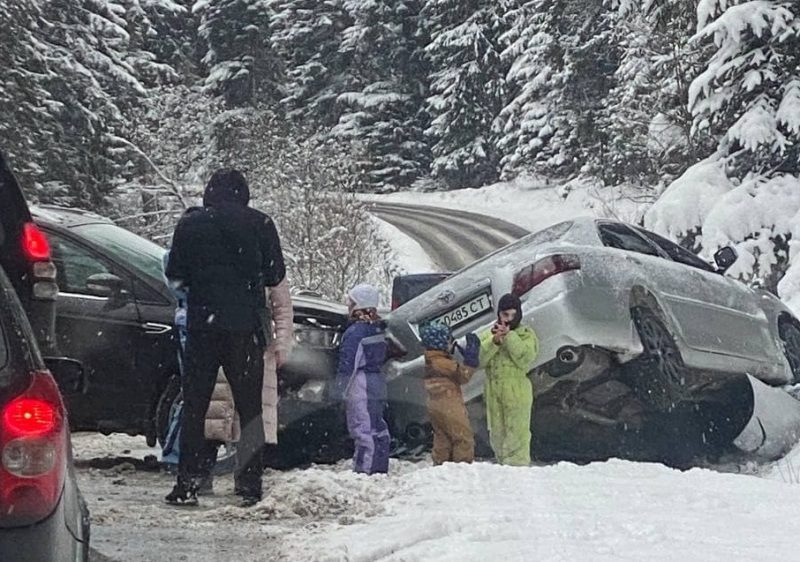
[{"left": 431, "top": 293, "right": 493, "bottom": 329}]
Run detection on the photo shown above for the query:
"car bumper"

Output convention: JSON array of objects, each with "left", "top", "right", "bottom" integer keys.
[{"left": 0, "top": 490, "right": 88, "bottom": 562}]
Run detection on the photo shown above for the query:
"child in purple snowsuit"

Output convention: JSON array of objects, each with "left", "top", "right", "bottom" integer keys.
[{"left": 335, "top": 284, "right": 390, "bottom": 475}]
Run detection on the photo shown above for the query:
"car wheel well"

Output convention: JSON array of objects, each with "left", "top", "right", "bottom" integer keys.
[
  {"left": 778, "top": 313, "right": 800, "bottom": 383},
  {"left": 629, "top": 287, "right": 662, "bottom": 316}
]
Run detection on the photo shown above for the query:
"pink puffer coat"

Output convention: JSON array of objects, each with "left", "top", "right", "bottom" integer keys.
[{"left": 203, "top": 278, "right": 293, "bottom": 444}]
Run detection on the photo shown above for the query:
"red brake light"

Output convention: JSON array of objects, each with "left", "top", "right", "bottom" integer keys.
[
  {"left": 0, "top": 373, "right": 66, "bottom": 528},
  {"left": 3, "top": 398, "right": 57, "bottom": 437},
  {"left": 22, "top": 222, "right": 51, "bottom": 261},
  {"left": 512, "top": 254, "right": 581, "bottom": 297}
]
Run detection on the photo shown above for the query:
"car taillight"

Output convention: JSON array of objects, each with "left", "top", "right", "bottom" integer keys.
[
  {"left": 512, "top": 254, "right": 581, "bottom": 297},
  {"left": 0, "top": 372, "right": 66, "bottom": 528},
  {"left": 21, "top": 222, "right": 51, "bottom": 261}
]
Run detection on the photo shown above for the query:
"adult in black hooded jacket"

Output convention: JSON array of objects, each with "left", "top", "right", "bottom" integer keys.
[{"left": 164, "top": 169, "right": 285, "bottom": 506}]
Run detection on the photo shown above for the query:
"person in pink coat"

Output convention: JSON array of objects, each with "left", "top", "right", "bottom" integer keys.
[{"left": 199, "top": 278, "right": 294, "bottom": 495}]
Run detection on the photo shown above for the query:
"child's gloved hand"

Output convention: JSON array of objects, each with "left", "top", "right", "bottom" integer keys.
[{"left": 463, "top": 332, "right": 480, "bottom": 368}]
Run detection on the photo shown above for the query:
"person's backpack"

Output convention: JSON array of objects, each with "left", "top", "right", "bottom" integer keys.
[{"left": 161, "top": 395, "right": 183, "bottom": 471}]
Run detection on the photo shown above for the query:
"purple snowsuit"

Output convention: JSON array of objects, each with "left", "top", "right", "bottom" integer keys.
[{"left": 335, "top": 320, "right": 390, "bottom": 475}]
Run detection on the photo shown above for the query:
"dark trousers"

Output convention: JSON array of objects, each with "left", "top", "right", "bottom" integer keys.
[{"left": 179, "top": 329, "right": 265, "bottom": 496}]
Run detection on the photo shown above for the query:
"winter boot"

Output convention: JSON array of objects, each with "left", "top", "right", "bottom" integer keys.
[
  {"left": 238, "top": 494, "right": 261, "bottom": 508},
  {"left": 197, "top": 475, "right": 214, "bottom": 496},
  {"left": 165, "top": 481, "right": 198, "bottom": 506}
]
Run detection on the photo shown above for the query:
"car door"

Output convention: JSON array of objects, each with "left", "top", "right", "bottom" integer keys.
[
  {"left": 636, "top": 227, "right": 775, "bottom": 362},
  {"left": 44, "top": 228, "right": 142, "bottom": 431}
]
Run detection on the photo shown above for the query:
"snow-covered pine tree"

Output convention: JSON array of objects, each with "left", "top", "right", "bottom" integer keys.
[
  {"left": 196, "top": 0, "right": 283, "bottom": 107},
  {"left": 422, "top": 0, "right": 511, "bottom": 189},
  {"left": 600, "top": 0, "right": 713, "bottom": 188},
  {"left": 497, "top": 0, "right": 618, "bottom": 181},
  {"left": 690, "top": 0, "right": 800, "bottom": 177},
  {"left": 332, "top": 0, "right": 429, "bottom": 190},
  {"left": 119, "top": 0, "right": 194, "bottom": 83},
  {"left": 271, "top": 0, "right": 354, "bottom": 126},
  {"left": 1, "top": 0, "right": 155, "bottom": 207},
  {"left": 0, "top": 0, "right": 60, "bottom": 193}
]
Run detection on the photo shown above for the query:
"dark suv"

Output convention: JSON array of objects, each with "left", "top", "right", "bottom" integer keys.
[
  {"left": 32, "top": 206, "right": 180, "bottom": 446},
  {"left": 0, "top": 152, "right": 58, "bottom": 353}
]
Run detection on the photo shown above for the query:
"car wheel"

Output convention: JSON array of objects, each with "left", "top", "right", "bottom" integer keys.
[
  {"left": 629, "top": 306, "right": 687, "bottom": 412},
  {"left": 779, "top": 318, "right": 800, "bottom": 383}
]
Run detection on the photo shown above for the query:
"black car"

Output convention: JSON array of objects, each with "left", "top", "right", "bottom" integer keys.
[
  {"left": 0, "top": 264, "right": 90, "bottom": 562},
  {"left": 32, "top": 205, "right": 353, "bottom": 459},
  {"left": 31, "top": 206, "right": 181, "bottom": 446},
  {"left": 391, "top": 272, "right": 450, "bottom": 310},
  {"left": 0, "top": 152, "right": 59, "bottom": 353}
]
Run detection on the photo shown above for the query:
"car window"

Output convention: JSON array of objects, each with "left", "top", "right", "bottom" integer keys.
[
  {"left": 455, "top": 221, "right": 574, "bottom": 275},
  {"left": 48, "top": 232, "right": 113, "bottom": 295},
  {"left": 597, "top": 222, "right": 661, "bottom": 257},
  {"left": 636, "top": 228, "right": 716, "bottom": 273},
  {"left": 72, "top": 223, "right": 166, "bottom": 282}
]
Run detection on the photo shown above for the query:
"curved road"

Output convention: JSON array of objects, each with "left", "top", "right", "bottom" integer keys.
[{"left": 369, "top": 202, "right": 529, "bottom": 270}]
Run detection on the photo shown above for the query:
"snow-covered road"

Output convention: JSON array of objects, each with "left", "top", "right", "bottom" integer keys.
[{"left": 369, "top": 202, "right": 528, "bottom": 270}]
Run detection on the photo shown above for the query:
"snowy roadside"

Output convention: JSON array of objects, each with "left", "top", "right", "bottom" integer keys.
[
  {"left": 371, "top": 217, "right": 440, "bottom": 274},
  {"left": 73, "top": 432, "right": 800, "bottom": 561},
  {"left": 278, "top": 455, "right": 800, "bottom": 562},
  {"left": 365, "top": 176, "right": 650, "bottom": 233}
]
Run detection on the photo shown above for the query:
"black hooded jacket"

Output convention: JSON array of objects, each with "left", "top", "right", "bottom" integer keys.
[{"left": 165, "top": 174, "right": 286, "bottom": 333}]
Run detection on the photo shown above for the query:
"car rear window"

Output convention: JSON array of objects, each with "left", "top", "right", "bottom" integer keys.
[{"left": 456, "top": 220, "right": 574, "bottom": 274}]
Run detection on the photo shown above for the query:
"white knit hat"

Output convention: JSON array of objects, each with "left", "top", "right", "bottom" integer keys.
[{"left": 348, "top": 283, "right": 380, "bottom": 310}]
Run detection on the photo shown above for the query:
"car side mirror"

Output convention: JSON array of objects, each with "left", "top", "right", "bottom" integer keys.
[
  {"left": 86, "top": 273, "right": 128, "bottom": 301},
  {"left": 714, "top": 246, "right": 738, "bottom": 274},
  {"left": 44, "top": 357, "right": 86, "bottom": 396}
]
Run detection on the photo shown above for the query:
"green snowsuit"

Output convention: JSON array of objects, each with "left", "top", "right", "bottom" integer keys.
[{"left": 480, "top": 327, "right": 539, "bottom": 466}]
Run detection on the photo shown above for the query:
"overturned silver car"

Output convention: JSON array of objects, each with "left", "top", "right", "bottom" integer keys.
[{"left": 384, "top": 217, "right": 800, "bottom": 464}]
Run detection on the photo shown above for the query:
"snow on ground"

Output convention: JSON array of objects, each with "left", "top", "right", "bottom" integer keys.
[
  {"left": 372, "top": 217, "right": 440, "bottom": 273},
  {"left": 73, "top": 432, "right": 800, "bottom": 561},
  {"left": 279, "top": 457, "right": 800, "bottom": 562},
  {"left": 367, "top": 176, "right": 648, "bottom": 232}
]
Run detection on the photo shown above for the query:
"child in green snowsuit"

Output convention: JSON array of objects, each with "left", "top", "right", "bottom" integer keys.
[{"left": 480, "top": 293, "right": 539, "bottom": 466}]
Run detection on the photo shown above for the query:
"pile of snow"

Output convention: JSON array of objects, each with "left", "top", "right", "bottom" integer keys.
[
  {"left": 279, "top": 459, "right": 800, "bottom": 561},
  {"left": 643, "top": 158, "right": 734, "bottom": 242}
]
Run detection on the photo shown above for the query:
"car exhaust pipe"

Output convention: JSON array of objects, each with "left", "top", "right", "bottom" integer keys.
[
  {"left": 550, "top": 346, "right": 585, "bottom": 377},
  {"left": 558, "top": 346, "right": 581, "bottom": 365}
]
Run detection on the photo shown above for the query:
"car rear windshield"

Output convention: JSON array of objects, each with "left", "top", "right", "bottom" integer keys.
[
  {"left": 73, "top": 222, "right": 167, "bottom": 282},
  {"left": 456, "top": 220, "right": 574, "bottom": 274}
]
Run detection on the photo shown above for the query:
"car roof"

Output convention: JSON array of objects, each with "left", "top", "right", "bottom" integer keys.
[
  {"left": 30, "top": 205, "right": 113, "bottom": 229},
  {"left": 292, "top": 294, "right": 348, "bottom": 316}
]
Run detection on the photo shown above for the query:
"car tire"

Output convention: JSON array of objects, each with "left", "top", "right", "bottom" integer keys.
[
  {"left": 628, "top": 306, "right": 687, "bottom": 412},
  {"left": 779, "top": 317, "right": 800, "bottom": 383}
]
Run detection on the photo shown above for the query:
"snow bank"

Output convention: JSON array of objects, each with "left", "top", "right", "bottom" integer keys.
[
  {"left": 281, "top": 460, "right": 800, "bottom": 561},
  {"left": 372, "top": 217, "right": 440, "bottom": 273}
]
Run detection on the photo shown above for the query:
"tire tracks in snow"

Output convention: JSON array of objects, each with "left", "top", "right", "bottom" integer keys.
[{"left": 369, "top": 202, "right": 529, "bottom": 271}]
